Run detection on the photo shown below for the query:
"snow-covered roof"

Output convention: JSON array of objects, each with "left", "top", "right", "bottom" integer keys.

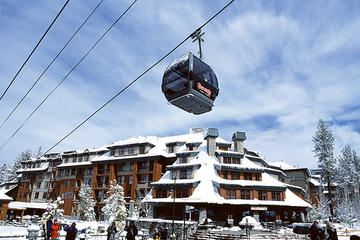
[
  {"left": 8, "top": 201, "right": 47, "bottom": 210},
  {"left": 57, "top": 161, "right": 92, "bottom": 168},
  {"left": 17, "top": 163, "right": 49, "bottom": 173},
  {"left": 269, "top": 161, "right": 294, "bottom": 170},
  {"left": 0, "top": 191, "right": 13, "bottom": 201},
  {"left": 144, "top": 148, "right": 310, "bottom": 208}
]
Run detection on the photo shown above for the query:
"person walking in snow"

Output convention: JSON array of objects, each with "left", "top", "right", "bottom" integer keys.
[
  {"left": 43, "top": 216, "right": 53, "bottom": 240},
  {"left": 153, "top": 228, "right": 160, "bottom": 240},
  {"left": 124, "top": 221, "right": 138, "bottom": 240},
  {"left": 78, "top": 229, "right": 88, "bottom": 240},
  {"left": 107, "top": 221, "right": 117, "bottom": 240},
  {"left": 50, "top": 219, "right": 61, "bottom": 240},
  {"left": 325, "top": 221, "right": 338, "bottom": 240},
  {"left": 64, "top": 222, "right": 78, "bottom": 240},
  {"left": 310, "top": 221, "right": 320, "bottom": 240}
]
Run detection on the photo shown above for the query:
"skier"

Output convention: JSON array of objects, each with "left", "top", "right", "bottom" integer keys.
[
  {"left": 43, "top": 216, "right": 53, "bottom": 240},
  {"left": 153, "top": 228, "right": 160, "bottom": 240},
  {"left": 50, "top": 219, "right": 61, "bottom": 240},
  {"left": 124, "top": 221, "right": 138, "bottom": 240},
  {"left": 325, "top": 221, "right": 338, "bottom": 240},
  {"left": 310, "top": 221, "right": 320, "bottom": 240},
  {"left": 78, "top": 229, "right": 88, "bottom": 240},
  {"left": 64, "top": 222, "right": 78, "bottom": 240},
  {"left": 107, "top": 221, "right": 117, "bottom": 240}
]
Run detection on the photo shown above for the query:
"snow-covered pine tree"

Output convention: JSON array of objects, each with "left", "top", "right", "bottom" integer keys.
[
  {"left": 42, "top": 197, "right": 64, "bottom": 220},
  {"left": 101, "top": 180, "right": 127, "bottom": 224},
  {"left": 0, "top": 164, "right": 8, "bottom": 184},
  {"left": 308, "top": 187, "right": 331, "bottom": 221},
  {"left": 79, "top": 185, "right": 96, "bottom": 221},
  {"left": 336, "top": 145, "right": 360, "bottom": 225},
  {"left": 312, "top": 119, "right": 336, "bottom": 218}
]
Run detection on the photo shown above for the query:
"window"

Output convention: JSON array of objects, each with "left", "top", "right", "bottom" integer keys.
[
  {"left": 223, "top": 157, "right": 231, "bottom": 164},
  {"left": 176, "top": 189, "right": 189, "bottom": 198},
  {"left": 72, "top": 157, "right": 77, "bottom": 163},
  {"left": 129, "top": 176, "right": 133, "bottom": 184},
  {"left": 71, "top": 169, "right": 76, "bottom": 175},
  {"left": 36, "top": 163, "right": 40, "bottom": 168},
  {"left": 110, "top": 149, "right": 115, "bottom": 156},
  {"left": 45, "top": 182, "right": 49, "bottom": 188},
  {"left": 120, "top": 176, "right": 125, "bottom": 184},
  {"left": 43, "top": 192, "right": 48, "bottom": 199},
  {"left": 232, "top": 158, "right": 241, "bottom": 164},
  {"left": 36, "top": 182, "right": 41, "bottom": 188},
  {"left": 86, "top": 178, "right": 92, "bottom": 186},
  {"left": 120, "top": 149, "right": 125, "bottom": 155},
  {"left": 167, "top": 145, "right": 175, "bottom": 153},
  {"left": 24, "top": 192, "right": 28, "bottom": 199},
  {"left": 223, "top": 171, "right": 228, "bottom": 179},
  {"left": 128, "top": 148, "right": 134, "bottom": 154},
  {"left": 115, "top": 149, "right": 120, "bottom": 156},
  {"left": 180, "top": 170, "right": 187, "bottom": 179},
  {"left": 258, "top": 191, "right": 268, "bottom": 200},
  {"left": 231, "top": 172, "right": 240, "bottom": 180},
  {"left": 70, "top": 180, "right": 75, "bottom": 187},
  {"left": 186, "top": 170, "right": 192, "bottom": 179},
  {"left": 226, "top": 189, "right": 236, "bottom": 199},
  {"left": 68, "top": 192, "right": 73, "bottom": 199},
  {"left": 78, "top": 156, "right": 83, "bottom": 162},
  {"left": 139, "top": 162, "right": 147, "bottom": 169},
  {"left": 271, "top": 192, "right": 281, "bottom": 201},
  {"left": 179, "top": 156, "right": 187, "bottom": 164},
  {"left": 130, "top": 163, "right": 134, "bottom": 171},
  {"left": 65, "top": 169, "right": 70, "bottom": 176},
  {"left": 35, "top": 192, "right": 39, "bottom": 199},
  {"left": 241, "top": 190, "right": 251, "bottom": 199},
  {"left": 62, "top": 192, "right": 66, "bottom": 199},
  {"left": 171, "top": 171, "right": 177, "bottom": 180},
  {"left": 84, "top": 155, "right": 89, "bottom": 161},
  {"left": 138, "top": 174, "right": 147, "bottom": 183},
  {"left": 139, "top": 146, "right": 145, "bottom": 154},
  {"left": 118, "top": 164, "right": 125, "bottom": 171},
  {"left": 19, "top": 192, "right": 23, "bottom": 198},
  {"left": 87, "top": 169, "right": 93, "bottom": 175},
  {"left": 244, "top": 173, "right": 252, "bottom": 180},
  {"left": 255, "top": 173, "right": 261, "bottom": 181},
  {"left": 156, "top": 189, "right": 168, "bottom": 198},
  {"left": 32, "top": 163, "right": 36, "bottom": 168},
  {"left": 64, "top": 180, "right": 68, "bottom": 187}
]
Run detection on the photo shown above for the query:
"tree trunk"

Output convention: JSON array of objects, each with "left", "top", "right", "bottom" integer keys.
[{"left": 327, "top": 176, "right": 334, "bottom": 219}]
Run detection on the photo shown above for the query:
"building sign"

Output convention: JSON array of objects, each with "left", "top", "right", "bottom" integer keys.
[{"left": 251, "top": 206, "right": 267, "bottom": 211}]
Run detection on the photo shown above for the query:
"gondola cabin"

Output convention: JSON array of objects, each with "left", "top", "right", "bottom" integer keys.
[{"left": 161, "top": 52, "right": 219, "bottom": 115}]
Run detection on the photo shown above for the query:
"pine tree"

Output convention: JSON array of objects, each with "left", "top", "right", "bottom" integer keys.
[
  {"left": 101, "top": 180, "right": 127, "bottom": 223},
  {"left": 79, "top": 185, "right": 96, "bottom": 221},
  {"left": 335, "top": 145, "right": 360, "bottom": 225},
  {"left": 312, "top": 119, "right": 336, "bottom": 218}
]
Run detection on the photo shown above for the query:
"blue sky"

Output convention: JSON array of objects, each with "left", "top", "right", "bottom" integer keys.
[{"left": 0, "top": 0, "right": 360, "bottom": 168}]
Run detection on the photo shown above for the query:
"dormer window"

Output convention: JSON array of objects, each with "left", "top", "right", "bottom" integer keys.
[
  {"left": 168, "top": 145, "right": 174, "bottom": 153},
  {"left": 171, "top": 171, "right": 176, "bottom": 180},
  {"left": 120, "top": 148, "right": 125, "bottom": 155},
  {"left": 110, "top": 149, "right": 115, "bottom": 156},
  {"left": 78, "top": 156, "right": 83, "bottom": 162},
  {"left": 179, "top": 156, "right": 187, "bottom": 164},
  {"left": 84, "top": 155, "right": 89, "bottom": 161},
  {"left": 72, "top": 157, "right": 77, "bottom": 163},
  {"left": 139, "top": 146, "right": 145, "bottom": 154}
]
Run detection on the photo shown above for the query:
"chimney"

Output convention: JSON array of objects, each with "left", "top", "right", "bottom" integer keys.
[
  {"left": 232, "top": 131, "right": 246, "bottom": 154},
  {"left": 205, "top": 128, "right": 219, "bottom": 156}
]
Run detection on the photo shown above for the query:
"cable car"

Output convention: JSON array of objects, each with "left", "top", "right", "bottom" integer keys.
[{"left": 161, "top": 52, "right": 219, "bottom": 115}]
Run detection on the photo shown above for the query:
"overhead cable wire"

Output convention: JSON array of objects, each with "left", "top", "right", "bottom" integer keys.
[
  {"left": 0, "top": 0, "right": 104, "bottom": 130},
  {"left": 0, "top": 0, "right": 138, "bottom": 151},
  {"left": 41, "top": 0, "right": 236, "bottom": 156},
  {"left": 0, "top": 0, "right": 70, "bottom": 102}
]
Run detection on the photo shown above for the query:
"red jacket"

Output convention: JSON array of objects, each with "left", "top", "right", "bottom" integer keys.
[{"left": 51, "top": 223, "right": 61, "bottom": 239}]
